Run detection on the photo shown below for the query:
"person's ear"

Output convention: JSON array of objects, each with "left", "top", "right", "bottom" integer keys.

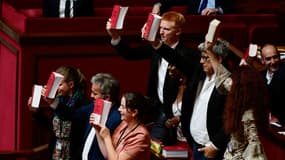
[
  {"left": 176, "top": 28, "right": 182, "bottom": 36},
  {"left": 68, "top": 81, "right": 74, "bottom": 89},
  {"left": 132, "top": 109, "right": 139, "bottom": 117},
  {"left": 260, "top": 57, "right": 265, "bottom": 65}
]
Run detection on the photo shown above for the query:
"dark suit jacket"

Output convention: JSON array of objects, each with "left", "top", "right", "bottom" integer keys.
[
  {"left": 158, "top": 0, "right": 234, "bottom": 14},
  {"left": 43, "top": 0, "right": 94, "bottom": 17},
  {"left": 181, "top": 75, "right": 228, "bottom": 153},
  {"left": 156, "top": 44, "right": 228, "bottom": 158},
  {"left": 261, "top": 63, "right": 285, "bottom": 125},
  {"left": 114, "top": 41, "right": 191, "bottom": 103},
  {"left": 113, "top": 40, "right": 197, "bottom": 106},
  {"left": 70, "top": 103, "right": 121, "bottom": 160}
]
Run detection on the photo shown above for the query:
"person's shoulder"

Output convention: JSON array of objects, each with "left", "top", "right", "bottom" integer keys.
[
  {"left": 139, "top": 124, "right": 151, "bottom": 135},
  {"left": 135, "top": 125, "right": 151, "bottom": 142},
  {"left": 76, "top": 102, "right": 93, "bottom": 114},
  {"left": 273, "top": 63, "right": 285, "bottom": 80},
  {"left": 278, "top": 63, "right": 285, "bottom": 73},
  {"left": 109, "top": 105, "right": 121, "bottom": 118},
  {"left": 106, "top": 103, "right": 121, "bottom": 128},
  {"left": 177, "top": 42, "right": 200, "bottom": 54}
]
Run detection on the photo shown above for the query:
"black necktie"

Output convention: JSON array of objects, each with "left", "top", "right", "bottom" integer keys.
[
  {"left": 198, "top": 0, "right": 208, "bottom": 14},
  {"left": 65, "top": 0, "right": 71, "bottom": 17}
]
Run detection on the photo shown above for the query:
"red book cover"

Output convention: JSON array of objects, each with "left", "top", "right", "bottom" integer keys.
[
  {"left": 162, "top": 145, "right": 188, "bottom": 158},
  {"left": 110, "top": 5, "right": 128, "bottom": 29},
  {"left": 44, "top": 72, "right": 55, "bottom": 97},
  {"left": 31, "top": 84, "right": 43, "bottom": 108},
  {"left": 93, "top": 99, "right": 112, "bottom": 125},
  {"left": 110, "top": 5, "right": 120, "bottom": 29},
  {"left": 163, "top": 146, "right": 188, "bottom": 151},
  {"left": 44, "top": 72, "right": 64, "bottom": 98},
  {"left": 142, "top": 13, "right": 161, "bottom": 41},
  {"left": 93, "top": 99, "right": 104, "bottom": 115},
  {"left": 143, "top": 13, "right": 154, "bottom": 40}
]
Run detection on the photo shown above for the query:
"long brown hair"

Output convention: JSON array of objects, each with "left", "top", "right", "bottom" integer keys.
[
  {"left": 56, "top": 66, "right": 87, "bottom": 94},
  {"left": 223, "top": 66, "right": 270, "bottom": 141}
]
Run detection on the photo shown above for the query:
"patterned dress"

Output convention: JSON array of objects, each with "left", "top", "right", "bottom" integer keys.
[
  {"left": 52, "top": 89, "right": 86, "bottom": 160},
  {"left": 223, "top": 110, "right": 267, "bottom": 160}
]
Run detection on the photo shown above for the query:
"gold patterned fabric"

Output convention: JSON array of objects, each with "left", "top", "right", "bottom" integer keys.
[{"left": 223, "top": 110, "right": 267, "bottom": 160}]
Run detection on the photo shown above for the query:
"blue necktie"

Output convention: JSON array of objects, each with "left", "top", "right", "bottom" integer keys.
[{"left": 198, "top": 0, "right": 208, "bottom": 14}]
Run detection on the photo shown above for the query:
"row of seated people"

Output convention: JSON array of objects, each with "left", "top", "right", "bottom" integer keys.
[
  {"left": 1, "top": 0, "right": 283, "bottom": 51},
  {"left": 25, "top": 11, "right": 285, "bottom": 160},
  {"left": 5, "top": 0, "right": 284, "bottom": 17}
]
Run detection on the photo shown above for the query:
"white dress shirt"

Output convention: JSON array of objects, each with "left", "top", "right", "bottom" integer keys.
[
  {"left": 59, "top": 0, "right": 74, "bottom": 18},
  {"left": 190, "top": 74, "right": 216, "bottom": 146}
]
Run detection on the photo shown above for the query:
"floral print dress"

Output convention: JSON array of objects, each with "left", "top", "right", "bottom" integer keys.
[
  {"left": 52, "top": 89, "right": 85, "bottom": 160},
  {"left": 223, "top": 110, "right": 267, "bottom": 160}
]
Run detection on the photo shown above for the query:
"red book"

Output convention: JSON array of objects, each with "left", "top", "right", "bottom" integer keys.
[
  {"left": 93, "top": 99, "right": 112, "bottom": 125},
  {"left": 44, "top": 72, "right": 64, "bottom": 99},
  {"left": 248, "top": 44, "right": 258, "bottom": 57},
  {"left": 205, "top": 19, "right": 221, "bottom": 43},
  {"left": 162, "top": 146, "right": 188, "bottom": 158},
  {"left": 142, "top": 13, "right": 161, "bottom": 41},
  {"left": 110, "top": 5, "right": 128, "bottom": 29},
  {"left": 31, "top": 84, "right": 43, "bottom": 108}
]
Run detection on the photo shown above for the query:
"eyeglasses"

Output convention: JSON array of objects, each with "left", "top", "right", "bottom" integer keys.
[
  {"left": 264, "top": 55, "right": 279, "bottom": 61},
  {"left": 201, "top": 55, "right": 209, "bottom": 61}
]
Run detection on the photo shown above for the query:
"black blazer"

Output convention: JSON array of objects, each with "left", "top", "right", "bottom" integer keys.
[
  {"left": 70, "top": 103, "right": 121, "bottom": 160},
  {"left": 43, "top": 0, "right": 94, "bottom": 17},
  {"left": 156, "top": 44, "right": 228, "bottom": 157},
  {"left": 181, "top": 75, "right": 228, "bottom": 151},
  {"left": 261, "top": 63, "right": 285, "bottom": 125},
  {"left": 113, "top": 40, "right": 196, "bottom": 106},
  {"left": 158, "top": 0, "right": 234, "bottom": 14}
]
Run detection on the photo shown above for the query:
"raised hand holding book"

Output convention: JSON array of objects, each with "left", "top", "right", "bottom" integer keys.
[
  {"left": 44, "top": 72, "right": 64, "bottom": 99},
  {"left": 248, "top": 44, "right": 258, "bottom": 57},
  {"left": 110, "top": 5, "right": 128, "bottom": 29},
  {"left": 31, "top": 84, "right": 43, "bottom": 108},
  {"left": 205, "top": 19, "right": 221, "bottom": 43},
  {"left": 142, "top": 13, "right": 161, "bottom": 41},
  {"left": 93, "top": 99, "right": 112, "bottom": 125}
]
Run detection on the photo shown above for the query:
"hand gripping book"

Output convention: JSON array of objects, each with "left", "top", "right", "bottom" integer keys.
[
  {"left": 110, "top": 5, "right": 129, "bottom": 29},
  {"left": 93, "top": 99, "right": 112, "bottom": 125},
  {"left": 44, "top": 72, "right": 64, "bottom": 99},
  {"left": 205, "top": 19, "right": 221, "bottom": 43},
  {"left": 31, "top": 84, "right": 43, "bottom": 108},
  {"left": 142, "top": 13, "right": 161, "bottom": 41},
  {"left": 248, "top": 44, "right": 258, "bottom": 57},
  {"left": 162, "top": 145, "right": 188, "bottom": 158}
]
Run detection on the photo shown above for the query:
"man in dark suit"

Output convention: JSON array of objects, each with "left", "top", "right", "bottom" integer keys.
[
  {"left": 152, "top": 40, "right": 230, "bottom": 159},
  {"left": 260, "top": 44, "right": 285, "bottom": 125},
  {"left": 42, "top": 0, "right": 94, "bottom": 17},
  {"left": 153, "top": 0, "right": 234, "bottom": 15},
  {"left": 70, "top": 73, "right": 121, "bottom": 160},
  {"left": 106, "top": 11, "right": 200, "bottom": 145}
]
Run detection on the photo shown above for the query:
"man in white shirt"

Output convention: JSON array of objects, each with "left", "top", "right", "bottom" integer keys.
[
  {"left": 106, "top": 11, "right": 200, "bottom": 141},
  {"left": 260, "top": 44, "right": 285, "bottom": 125}
]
